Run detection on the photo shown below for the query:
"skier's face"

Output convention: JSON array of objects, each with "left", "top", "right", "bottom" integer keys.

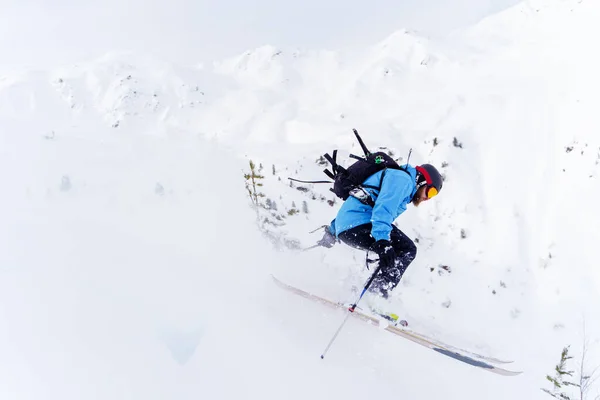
[{"left": 412, "top": 186, "right": 429, "bottom": 207}]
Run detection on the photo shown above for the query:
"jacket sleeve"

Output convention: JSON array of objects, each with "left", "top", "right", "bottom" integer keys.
[{"left": 370, "top": 169, "right": 413, "bottom": 241}]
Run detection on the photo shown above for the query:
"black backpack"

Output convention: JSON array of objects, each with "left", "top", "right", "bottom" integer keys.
[
  {"left": 322, "top": 129, "right": 409, "bottom": 205},
  {"left": 289, "top": 129, "right": 410, "bottom": 206}
]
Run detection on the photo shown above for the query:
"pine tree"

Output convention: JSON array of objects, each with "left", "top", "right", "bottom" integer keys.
[
  {"left": 244, "top": 160, "right": 265, "bottom": 208},
  {"left": 242, "top": 159, "right": 299, "bottom": 250},
  {"left": 542, "top": 346, "right": 580, "bottom": 400}
]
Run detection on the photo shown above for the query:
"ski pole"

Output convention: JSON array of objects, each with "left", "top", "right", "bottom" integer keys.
[
  {"left": 320, "top": 264, "right": 382, "bottom": 359},
  {"left": 302, "top": 244, "right": 321, "bottom": 252}
]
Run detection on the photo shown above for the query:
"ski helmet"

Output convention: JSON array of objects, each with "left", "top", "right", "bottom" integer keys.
[{"left": 415, "top": 164, "right": 443, "bottom": 198}]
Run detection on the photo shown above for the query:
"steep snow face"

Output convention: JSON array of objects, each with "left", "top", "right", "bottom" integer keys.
[
  {"left": 453, "top": 0, "right": 600, "bottom": 305},
  {"left": 1, "top": 0, "right": 600, "bottom": 399}
]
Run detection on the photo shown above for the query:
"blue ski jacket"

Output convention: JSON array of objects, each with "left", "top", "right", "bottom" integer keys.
[{"left": 329, "top": 165, "right": 417, "bottom": 242}]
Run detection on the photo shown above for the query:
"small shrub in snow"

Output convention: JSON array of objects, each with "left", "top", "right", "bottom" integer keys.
[
  {"left": 453, "top": 137, "right": 463, "bottom": 148},
  {"left": 384, "top": 147, "right": 395, "bottom": 157},
  {"left": 316, "top": 155, "right": 328, "bottom": 167},
  {"left": 302, "top": 201, "right": 309, "bottom": 214},
  {"left": 431, "top": 265, "right": 451, "bottom": 275}
]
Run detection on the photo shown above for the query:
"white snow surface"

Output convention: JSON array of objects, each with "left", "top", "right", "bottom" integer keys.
[{"left": 1, "top": 0, "right": 600, "bottom": 399}]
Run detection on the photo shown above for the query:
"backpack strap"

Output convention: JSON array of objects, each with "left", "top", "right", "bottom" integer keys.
[
  {"left": 323, "top": 168, "right": 335, "bottom": 180},
  {"left": 323, "top": 150, "right": 338, "bottom": 170},
  {"left": 360, "top": 168, "right": 412, "bottom": 195},
  {"left": 352, "top": 128, "right": 371, "bottom": 157},
  {"left": 323, "top": 150, "right": 337, "bottom": 179},
  {"left": 323, "top": 149, "right": 349, "bottom": 179},
  {"left": 325, "top": 149, "right": 336, "bottom": 162},
  {"left": 349, "top": 153, "right": 366, "bottom": 162}
]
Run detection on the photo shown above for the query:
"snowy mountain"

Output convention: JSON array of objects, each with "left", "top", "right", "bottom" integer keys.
[{"left": 1, "top": 0, "right": 600, "bottom": 399}]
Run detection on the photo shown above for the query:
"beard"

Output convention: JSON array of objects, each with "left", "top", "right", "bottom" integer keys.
[
  {"left": 411, "top": 186, "right": 427, "bottom": 207},
  {"left": 411, "top": 196, "right": 424, "bottom": 207}
]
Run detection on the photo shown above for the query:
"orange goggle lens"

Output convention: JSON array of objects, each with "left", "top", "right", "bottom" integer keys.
[{"left": 427, "top": 186, "right": 438, "bottom": 199}]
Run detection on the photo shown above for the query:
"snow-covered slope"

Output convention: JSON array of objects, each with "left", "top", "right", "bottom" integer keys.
[{"left": 1, "top": 0, "right": 600, "bottom": 399}]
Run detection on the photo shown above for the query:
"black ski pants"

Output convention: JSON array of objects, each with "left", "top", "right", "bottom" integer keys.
[{"left": 338, "top": 223, "right": 417, "bottom": 296}]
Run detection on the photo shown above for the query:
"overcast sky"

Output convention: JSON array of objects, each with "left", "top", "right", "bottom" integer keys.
[{"left": 0, "top": 0, "right": 521, "bottom": 72}]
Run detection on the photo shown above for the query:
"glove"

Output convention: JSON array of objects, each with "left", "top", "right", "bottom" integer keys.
[
  {"left": 369, "top": 240, "right": 396, "bottom": 270},
  {"left": 317, "top": 226, "right": 337, "bottom": 248}
]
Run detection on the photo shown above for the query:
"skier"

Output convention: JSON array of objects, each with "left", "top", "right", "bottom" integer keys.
[{"left": 317, "top": 163, "right": 443, "bottom": 298}]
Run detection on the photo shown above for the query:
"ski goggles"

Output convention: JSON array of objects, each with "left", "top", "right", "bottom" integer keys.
[{"left": 426, "top": 186, "right": 439, "bottom": 199}]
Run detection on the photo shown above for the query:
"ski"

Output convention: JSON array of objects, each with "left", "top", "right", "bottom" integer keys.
[
  {"left": 360, "top": 302, "right": 514, "bottom": 365},
  {"left": 272, "top": 275, "right": 521, "bottom": 376},
  {"left": 281, "top": 276, "right": 514, "bottom": 365}
]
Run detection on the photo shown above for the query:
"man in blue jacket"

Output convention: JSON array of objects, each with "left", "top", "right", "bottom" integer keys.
[{"left": 318, "top": 163, "right": 443, "bottom": 298}]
